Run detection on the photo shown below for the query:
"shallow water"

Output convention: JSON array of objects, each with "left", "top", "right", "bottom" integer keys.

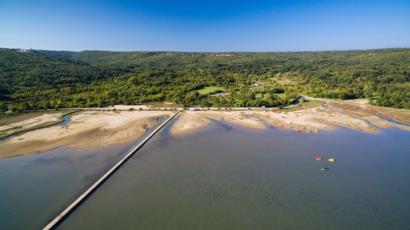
[
  {"left": 62, "top": 115, "right": 70, "bottom": 127},
  {"left": 0, "top": 115, "right": 170, "bottom": 229},
  {"left": 0, "top": 138, "right": 142, "bottom": 229},
  {"left": 59, "top": 123, "right": 410, "bottom": 230},
  {"left": 373, "top": 113, "right": 410, "bottom": 127}
]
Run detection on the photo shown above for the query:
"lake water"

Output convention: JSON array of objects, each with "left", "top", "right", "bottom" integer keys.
[
  {"left": 54, "top": 122, "right": 410, "bottom": 230},
  {"left": 0, "top": 138, "right": 142, "bottom": 229}
]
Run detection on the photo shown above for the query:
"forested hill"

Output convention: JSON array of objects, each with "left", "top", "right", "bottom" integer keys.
[{"left": 0, "top": 48, "right": 409, "bottom": 112}]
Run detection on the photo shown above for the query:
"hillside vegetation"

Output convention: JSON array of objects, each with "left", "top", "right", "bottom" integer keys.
[{"left": 0, "top": 48, "right": 409, "bottom": 112}]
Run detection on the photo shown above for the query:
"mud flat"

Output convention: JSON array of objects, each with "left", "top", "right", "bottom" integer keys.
[{"left": 0, "top": 110, "right": 173, "bottom": 158}]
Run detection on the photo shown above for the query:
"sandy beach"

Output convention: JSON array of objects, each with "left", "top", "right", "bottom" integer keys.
[{"left": 0, "top": 110, "right": 173, "bottom": 158}]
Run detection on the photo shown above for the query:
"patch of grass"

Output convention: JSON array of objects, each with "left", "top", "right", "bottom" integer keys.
[
  {"left": 274, "top": 76, "right": 299, "bottom": 86},
  {"left": 197, "top": 86, "right": 225, "bottom": 95},
  {"left": 276, "top": 93, "right": 287, "bottom": 99},
  {"left": 147, "top": 101, "right": 180, "bottom": 107},
  {"left": 282, "top": 100, "right": 322, "bottom": 112},
  {"left": 255, "top": 93, "right": 264, "bottom": 99}
]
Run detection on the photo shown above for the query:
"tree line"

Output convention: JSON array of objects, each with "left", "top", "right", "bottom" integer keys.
[{"left": 0, "top": 48, "right": 409, "bottom": 113}]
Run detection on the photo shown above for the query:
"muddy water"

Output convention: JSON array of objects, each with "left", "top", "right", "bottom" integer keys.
[{"left": 59, "top": 122, "right": 410, "bottom": 230}]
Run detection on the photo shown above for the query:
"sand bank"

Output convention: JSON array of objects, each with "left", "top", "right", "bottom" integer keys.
[
  {"left": 169, "top": 110, "right": 267, "bottom": 135},
  {"left": 170, "top": 100, "right": 410, "bottom": 136},
  {"left": 1, "top": 100, "right": 408, "bottom": 157},
  {"left": 0, "top": 110, "right": 173, "bottom": 158},
  {"left": 0, "top": 112, "right": 63, "bottom": 137}
]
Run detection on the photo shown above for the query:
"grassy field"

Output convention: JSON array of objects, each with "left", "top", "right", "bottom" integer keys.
[{"left": 197, "top": 86, "right": 225, "bottom": 95}]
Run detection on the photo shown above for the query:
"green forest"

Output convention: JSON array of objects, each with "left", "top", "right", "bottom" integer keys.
[{"left": 0, "top": 48, "right": 409, "bottom": 113}]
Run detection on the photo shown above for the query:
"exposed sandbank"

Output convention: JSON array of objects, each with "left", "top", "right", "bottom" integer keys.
[
  {"left": 170, "top": 110, "right": 267, "bottom": 135},
  {"left": 0, "top": 112, "right": 63, "bottom": 137},
  {"left": 1, "top": 100, "right": 408, "bottom": 158},
  {"left": 0, "top": 110, "right": 173, "bottom": 158},
  {"left": 170, "top": 100, "right": 410, "bottom": 136}
]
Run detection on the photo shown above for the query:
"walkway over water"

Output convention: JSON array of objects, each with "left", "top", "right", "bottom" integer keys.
[{"left": 43, "top": 110, "right": 181, "bottom": 230}]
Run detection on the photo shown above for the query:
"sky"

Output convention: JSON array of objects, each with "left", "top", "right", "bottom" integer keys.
[{"left": 0, "top": 0, "right": 409, "bottom": 52}]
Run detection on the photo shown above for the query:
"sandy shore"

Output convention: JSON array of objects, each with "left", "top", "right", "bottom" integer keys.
[
  {"left": 170, "top": 111, "right": 267, "bottom": 135},
  {"left": 0, "top": 112, "right": 63, "bottom": 136},
  {"left": 1, "top": 100, "right": 408, "bottom": 158},
  {"left": 170, "top": 100, "right": 410, "bottom": 135},
  {"left": 0, "top": 110, "right": 173, "bottom": 158}
]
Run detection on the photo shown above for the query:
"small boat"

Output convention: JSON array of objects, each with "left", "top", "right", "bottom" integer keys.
[
  {"left": 328, "top": 157, "right": 336, "bottom": 163},
  {"left": 315, "top": 155, "right": 323, "bottom": 161},
  {"left": 320, "top": 167, "right": 329, "bottom": 172}
]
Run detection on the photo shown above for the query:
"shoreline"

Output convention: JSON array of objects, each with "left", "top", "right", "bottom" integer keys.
[
  {"left": 1, "top": 101, "right": 409, "bottom": 158},
  {"left": 169, "top": 100, "right": 410, "bottom": 136},
  {"left": 0, "top": 110, "right": 80, "bottom": 143},
  {"left": 0, "top": 110, "right": 173, "bottom": 158}
]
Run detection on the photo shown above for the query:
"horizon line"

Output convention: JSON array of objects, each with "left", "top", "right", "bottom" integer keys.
[{"left": 2, "top": 46, "right": 410, "bottom": 53}]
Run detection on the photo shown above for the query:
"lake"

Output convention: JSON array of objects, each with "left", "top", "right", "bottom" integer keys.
[
  {"left": 54, "top": 121, "right": 410, "bottom": 230},
  {"left": 0, "top": 138, "right": 142, "bottom": 229}
]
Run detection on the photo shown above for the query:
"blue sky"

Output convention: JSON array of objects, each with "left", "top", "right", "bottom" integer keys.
[{"left": 0, "top": 0, "right": 409, "bottom": 51}]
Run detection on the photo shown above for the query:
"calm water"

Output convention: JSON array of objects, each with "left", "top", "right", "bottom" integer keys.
[
  {"left": 57, "top": 122, "right": 410, "bottom": 230},
  {"left": 0, "top": 137, "right": 143, "bottom": 229}
]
